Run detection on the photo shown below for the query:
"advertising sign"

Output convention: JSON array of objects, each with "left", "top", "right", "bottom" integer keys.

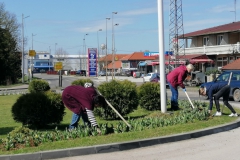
[
  {"left": 144, "top": 52, "right": 159, "bottom": 57},
  {"left": 88, "top": 48, "right": 97, "bottom": 77}
]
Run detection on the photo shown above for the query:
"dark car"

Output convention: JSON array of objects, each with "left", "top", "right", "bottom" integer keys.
[
  {"left": 98, "top": 71, "right": 106, "bottom": 76},
  {"left": 201, "top": 70, "right": 240, "bottom": 102},
  {"left": 149, "top": 73, "right": 169, "bottom": 87},
  {"left": 76, "top": 70, "right": 86, "bottom": 76}
]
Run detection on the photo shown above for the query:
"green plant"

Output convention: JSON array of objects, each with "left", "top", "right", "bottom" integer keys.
[
  {"left": 71, "top": 78, "right": 94, "bottom": 86},
  {"left": 95, "top": 80, "right": 139, "bottom": 119},
  {"left": 11, "top": 92, "right": 65, "bottom": 128},
  {"left": 9, "top": 126, "right": 33, "bottom": 137},
  {"left": 205, "top": 69, "right": 221, "bottom": 76},
  {"left": 138, "top": 82, "right": 161, "bottom": 111},
  {"left": 28, "top": 79, "right": 50, "bottom": 93}
]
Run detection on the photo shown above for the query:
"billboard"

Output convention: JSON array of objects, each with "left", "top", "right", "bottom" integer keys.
[
  {"left": 88, "top": 48, "right": 97, "bottom": 77},
  {"left": 144, "top": 52, "right": 159, "bottom": 57}
]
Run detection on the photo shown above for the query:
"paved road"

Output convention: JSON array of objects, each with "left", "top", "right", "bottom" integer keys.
[
  {"left": 33, "top": 74, "right": 240, "bottom": 107},
  {"left": 52, "top": 127, "right": 240, "bottom": 160}
]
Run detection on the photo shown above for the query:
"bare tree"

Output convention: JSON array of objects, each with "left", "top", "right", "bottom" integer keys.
[
  {"left": 55, "top": 48, "right": 72, "bottom": 70},
  {"left": 0, "top": 3, "right": 21, "bottom": 49}
]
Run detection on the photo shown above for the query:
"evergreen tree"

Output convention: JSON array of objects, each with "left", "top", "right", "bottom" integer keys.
[{"left": 0, "top": 3, "right": 21, "bottom": 85}]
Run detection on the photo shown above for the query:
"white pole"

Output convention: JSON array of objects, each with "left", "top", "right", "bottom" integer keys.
[
  {"left": 21, "top": 14, "right": 29, "bottom": 83},
  {"left": 21, "top": 14, "right": 24, "bottom": 83},
  {"left": 158, "top": 0, "right": 167, "bottom": 113}
]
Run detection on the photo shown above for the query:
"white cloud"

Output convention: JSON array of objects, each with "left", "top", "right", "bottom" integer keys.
[
  {"left": 120, "top": 7, "right": 157, "bottom": 16},
  {"left": 210, "top": 5, "right": 233, "bottom": 13},
  {"left": 184, "top": 18, "right": 231, "bottom": 33}
]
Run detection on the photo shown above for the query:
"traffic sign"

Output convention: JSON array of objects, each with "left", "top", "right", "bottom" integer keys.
[
  {"left": 54, "top": 62, "right": 63, "bottom": 70},
  {"left": 29, "top": 50, "right": 36, "bottom": 57}
]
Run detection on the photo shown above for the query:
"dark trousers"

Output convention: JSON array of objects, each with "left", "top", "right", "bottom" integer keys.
[
  {"left": 168, "top": 82, "right": 179, "bottom": 110},
  {"left": 214, "top": 85, "right": 236, "bottom": 113}
]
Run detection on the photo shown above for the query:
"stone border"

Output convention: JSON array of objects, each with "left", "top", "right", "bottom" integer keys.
[{"left": 0, "top": 118, "right": 239, "bottom": 160}]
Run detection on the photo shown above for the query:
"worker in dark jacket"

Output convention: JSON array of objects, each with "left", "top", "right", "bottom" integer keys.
[
  {"left": 167, "top": 64, "right": 194, "bottom": 110},
  {"left": 199, "top": 83, "right": 238, "bottom": 117},
  {"left": 62, "top": 83, "right": 106, "bottom": 130}
]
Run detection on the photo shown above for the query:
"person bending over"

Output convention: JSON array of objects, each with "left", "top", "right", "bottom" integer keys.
[
  {"left": 167, "top": 64, "right": 194, "bottom": 110},
  {"left": 62, "top": 83, "right": 106, "bottom": 131},
  {"left": 199, "top": 83, "right": 238, "bottom": 117}
]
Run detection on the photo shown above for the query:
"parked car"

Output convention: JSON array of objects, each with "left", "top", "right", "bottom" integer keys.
[
  {"left": 201, "top": 70, "right": 240, "bottom": 102},
  {"left": 143, "top": 72, "right": 155, "bottom": 82},
  {"left": 149, "top": 73, "right": 169, "bottom": 87},
  {"left": 98, "top": 70, "right": 106, "bottom": 76},
  {"left": 125, "top": 70, "right": 138, "bottom": 77},
  {"left": 76, "top": 70, "right": 86, "bottom": 76}
]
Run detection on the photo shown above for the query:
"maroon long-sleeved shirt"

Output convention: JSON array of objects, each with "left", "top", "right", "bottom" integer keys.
[
  {"left": 62, "top": 85, "right": 97, "bottom": 114},
  {"left": 167, "top": 65, "right": 188, "bottom": 89}
]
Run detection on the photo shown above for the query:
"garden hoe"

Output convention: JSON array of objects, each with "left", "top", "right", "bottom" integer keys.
[
  {"left": 184, "top": 90, "right": 195, "bottom": 109},
  {"left": 95, "top": 89, "right": 131, "bottom": 128}
]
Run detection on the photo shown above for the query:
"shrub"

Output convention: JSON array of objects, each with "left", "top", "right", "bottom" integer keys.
[
  {"left": 95, "top": 80, "right": 138, "bottom": 119},
  {"left": 71, "top": 78, "right": 94, "bottom": 86},
  {"left": 205, "top": 69, "right": 221, "bottom": 76},
  {"left": 11, "top": 91, "right": 65, "bottom": 128},
  {"left": 28, "top": 79, "right": 50, "bottom": 93},
  {"left": 138, "top": 82, "right": 161, "bottom": 111},
  {"left": 9, "top": 126, "right": 33, "bottom": 137}
]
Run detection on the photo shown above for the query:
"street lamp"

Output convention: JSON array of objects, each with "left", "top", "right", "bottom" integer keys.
[
  {"left": 113, "top": 23, "right": 119, "bottom": 78},
  {"left": 49, "top": 46, "right": 51, "bottom": 71},
  {"left": 83, "top": 33, "right": 88, "bottom": 71},
  {"left": 21, "top": 14, "right": 30, "bottom": 83},
  {"left": 55, "top": 43, "right": 57, "bottom": 54},
  {"left": 32, "top": 33, "right": 37, "bottom": 50},
  {"left": 111, "top": 12, "right": 117, "bottom": 79},
  {"left": 30, "top": 33, "right": 36, "bottom": 81},
  {"left": 101, "top": 43, "right": 106, "bottom": 72},
  {"left": 105, "top": 17, "right": 110, "bottom": 81},
  {"left": 97, "top": 29, "right": 102, "bottom": 75}
]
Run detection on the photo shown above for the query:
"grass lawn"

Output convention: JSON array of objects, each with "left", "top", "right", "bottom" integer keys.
[{"left": 0, "top": 95, "right": 238, "bottom": 155}]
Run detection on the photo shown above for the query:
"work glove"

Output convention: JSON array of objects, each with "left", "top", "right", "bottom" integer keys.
[{"left": 182, "top": 88, "right": 186, "bottom": 92}]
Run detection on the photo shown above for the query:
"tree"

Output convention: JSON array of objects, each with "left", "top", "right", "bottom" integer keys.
[
  {"left": 55, "top": 48, "right": 71, "bottom": 70},
  {"left": 0, "top": 3, "right": 20, "bottom": 48},
  {"left": 0, "top": 28, "right": 21, "bottom": 85},
  {"left": 0, "top": 3, "right": 21, "bottom": 85}
]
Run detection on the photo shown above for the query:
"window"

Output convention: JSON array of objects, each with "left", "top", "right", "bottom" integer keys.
[
  {"left": 217, "top": 35, "right": 223, "bottom": 45},
  {"left": 203, "top": 37, "right": 209, "bottom": 46},
  {"left": 217, "top": 57, "right": 228, "bottom": 67},
  {"left": 232, "top": 72, "right": 240, "bottom": 81},
  {"left": 216, "top": 72, "right": 230, "bottom": 82},
  {"left": 229, "top": 56, "right": 235, "bottom": 63}
]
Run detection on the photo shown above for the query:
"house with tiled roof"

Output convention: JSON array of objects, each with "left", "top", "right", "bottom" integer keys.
[
  {"left": 222, "top": 58, "right": 240, "bottom": 71},
  {"left": 98, "top": 52, "right": 158, "bottom": 74},
  {"left": 120, "top": 52, "right": 157, "bottom": 72},
  {"left": 182, "top": 21, "right": 240, "bottom": 71},
  {"left": 98, "top": 54, "right": 129, "bottom": 71}
]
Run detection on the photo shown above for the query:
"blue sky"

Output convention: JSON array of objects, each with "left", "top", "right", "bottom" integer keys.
[{"left": 1, "top": 0, "right": 238, "bottom": 55}]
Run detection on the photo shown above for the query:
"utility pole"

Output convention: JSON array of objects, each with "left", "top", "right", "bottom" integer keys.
[
  {"left": 21, "top": 14, "right": 29, "bottom": 83},
  {"left": 112, "top": 12, "right": 117, "bottom": 79},
  {"left": 105, "top": 18, "right": 110, "bottom": 81}
]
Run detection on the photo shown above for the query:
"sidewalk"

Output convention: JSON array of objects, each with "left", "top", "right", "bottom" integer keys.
[{"left": 0, "top": 84, "right": 29, "bottom": 90}]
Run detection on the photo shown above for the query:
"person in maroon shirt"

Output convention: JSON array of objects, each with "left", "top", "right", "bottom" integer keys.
[
  {"left": 167, "top": 64, "right": 194, "bottom": 110},
  {"left": 62, "top": 83, "right": 106, "bottom": 130}
]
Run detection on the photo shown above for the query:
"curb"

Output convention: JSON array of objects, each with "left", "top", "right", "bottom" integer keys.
[{"left": 0, "top": 118, "right": 239, "bottom": 160}]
